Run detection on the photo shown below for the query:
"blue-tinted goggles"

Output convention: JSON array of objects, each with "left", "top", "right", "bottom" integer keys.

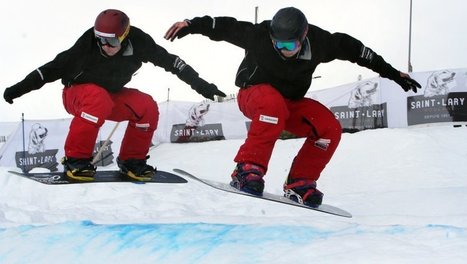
[
  {"left": 274, "top": 40, "right": 300, "bottom": 51},
  {"left": 96, "top": 35, "right": 121, "bottom": 48}
]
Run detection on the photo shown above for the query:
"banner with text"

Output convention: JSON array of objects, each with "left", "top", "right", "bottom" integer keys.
[
  {"left": 0, "top": 119, "right": 127, "bottom": 172},
  {"left": 1, "top": 67, "right": 466, "bottom": 169},
  {"left": 154, "top": 101, "right": 249, "bottom": 143},
  {"left": 307, "top": 68, "right": 467, "bottom": 130}
]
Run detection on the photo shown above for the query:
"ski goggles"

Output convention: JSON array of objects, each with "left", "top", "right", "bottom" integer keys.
[
  {"left": 273, "top": 40, "right": 301, "bottom": 51},
  {"left": 96, "top": 35, "right": 121, "bottom": 48},
  {"left": 94, "top": 25, "right": 129, "bottom": 48}
]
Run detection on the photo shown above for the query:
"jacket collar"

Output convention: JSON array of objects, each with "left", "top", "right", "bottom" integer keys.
[
  {"left": 297, "top": 37, "right": 311, "bottom": 60},
  {"left": 122, "top": 40, "right": 133, "bottom": 56}
]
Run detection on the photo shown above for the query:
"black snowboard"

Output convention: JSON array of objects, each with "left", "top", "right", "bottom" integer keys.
[{"left": 8, "top": 170, "right": 187, "bottom": 184}]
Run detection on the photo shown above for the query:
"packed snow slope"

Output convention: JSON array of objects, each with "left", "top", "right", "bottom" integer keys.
[{"left": 1, "top": 125, "right": 466, "bottom": 263}]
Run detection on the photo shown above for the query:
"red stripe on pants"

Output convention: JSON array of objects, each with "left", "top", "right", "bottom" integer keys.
[
  {"left": 234, "top": 84, "right": 341, "bottom": 181},
  {"left": 62, "top": 84, "right": 159, "bottom": 160}
]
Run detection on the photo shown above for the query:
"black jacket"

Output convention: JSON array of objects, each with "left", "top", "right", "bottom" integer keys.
[
  {"left": 186, "top": 16, "right": 401, "bottom": 100},
  {"left": 12, "top": 26, "right": 202, "bottom": 95}
]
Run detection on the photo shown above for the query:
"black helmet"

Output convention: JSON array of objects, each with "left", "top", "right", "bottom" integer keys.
[{"left": 270, "top": 7, "right": 308, "bottom": 42}]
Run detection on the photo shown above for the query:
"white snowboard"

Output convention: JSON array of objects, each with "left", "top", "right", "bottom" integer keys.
[{"left": 173, "top": 168, "right": 352, "bottom": 218}]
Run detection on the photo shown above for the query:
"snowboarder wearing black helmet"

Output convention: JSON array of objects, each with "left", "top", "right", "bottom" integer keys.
[
  {"left": 3, "top": 9, "right": 226, "bottom": 182},
  {"left": 165, "top": 7, "right": 420, "bottom": 206}
]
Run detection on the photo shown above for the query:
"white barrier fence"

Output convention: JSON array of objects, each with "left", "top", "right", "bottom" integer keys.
[
  {"left": 307, "top": 68, "right": 467, "bottom": 131},
  {"left": 1, "top": 67, "right": 466, "bottom": 171}
]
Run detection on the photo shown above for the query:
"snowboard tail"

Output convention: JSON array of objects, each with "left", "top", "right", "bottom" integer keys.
[
  {"left": 8, "top": 170, "right": 187, "bottom": 184},
  {"left": 173, "top": 168, "right": 352, "bottom": 218}
]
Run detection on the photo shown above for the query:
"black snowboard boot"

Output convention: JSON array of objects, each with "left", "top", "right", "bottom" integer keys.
[
  {"left": 61, "top": 157, "right": 96, "bottom": 182},
  {"left": 117, "top": 156, "right": 156, "bottom": 181}
]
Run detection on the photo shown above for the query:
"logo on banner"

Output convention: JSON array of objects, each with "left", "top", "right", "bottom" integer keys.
[
  {"left": 408, "top": 70, "right": 467, "bottom": 125},
  {"left": 15, "top": 123, "right": 59, "bottom": 172},
  {"left": 423, "top": 70, "right": 456, "bottom": 97},
  {"left": 93, "top": 140, "right": 115, "bottom": 167},
  {"left": 171, "top": 102, "right": 226, "bottom": 143},
  {"left": 348, "top": 81, "right": 378, "bottom": 108},
  {"left": 331, "top": 81, "right": 388, "bottom": 132}
]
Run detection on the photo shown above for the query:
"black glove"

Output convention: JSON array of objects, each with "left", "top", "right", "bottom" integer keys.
[
  {"left": 4, "top": 84, "right": 28, "bottom": 104},
  {"left": 191, "top": 79, "right": 226, "bottom": 100},
  {"left": 4, "top": 71, "right": 42, "bottom": 104},
  {"left": 393, "top": 74, "right": 421, "bottom": 93}
]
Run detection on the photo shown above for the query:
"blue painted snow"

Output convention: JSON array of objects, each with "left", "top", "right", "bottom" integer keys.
[{"left": 0, "top": 221, "right": 465, "bottom": 264}]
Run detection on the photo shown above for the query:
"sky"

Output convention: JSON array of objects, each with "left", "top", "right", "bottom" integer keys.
[
  {"left": 2, "top": 0, "right": 467, "bottom": 121},
  {"left": 1, "top": 125, "right": 467, "bottom": 263}
]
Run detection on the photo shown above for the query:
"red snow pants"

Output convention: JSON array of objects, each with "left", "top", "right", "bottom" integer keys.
[
  {"left": 62, "top": 83, "right": 159, "bottom": 160},
  {"left": 234, "top": 83, "right": 342, "bottom": 181}
]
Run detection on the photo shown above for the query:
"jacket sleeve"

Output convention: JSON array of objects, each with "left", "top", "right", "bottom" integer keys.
[
  {"left": 8, "top": 30, "right": 91, "bottom": 96},
  {"left": 139, "top": 30, "right": 208, "bottom": 86},
  {"left": 318, "top": 29, "right": 400, "bottom": 81},
  {"left": 7, "top": 50, "right": 70, "bottom": 97},
  {"left": 184, "top": 16, "right": 256, "bottom": 49}
]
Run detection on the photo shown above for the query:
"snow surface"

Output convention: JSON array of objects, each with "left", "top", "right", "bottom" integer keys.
[{"left": 1, "top": 125, "right": 467, "bottom": 263}]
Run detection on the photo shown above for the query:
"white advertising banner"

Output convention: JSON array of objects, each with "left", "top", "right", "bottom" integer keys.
[
  {"left": 308, "top": 68, "right": 467, "bottom": 130},
  {"left": 154, "top": 100, "right": 249, "bottom": 143},
  {"left": 0, "top": 119, "right": 128, "bottom": 172},
  {"left": 405, "top": 69, "right": 467, "bottom": 126},
  {"left": 0, "top": 101, "right": 250, "bottom": 170},
  {"left": 1, "top": 68, "right": 466, "bottom": 170},
  {"left": 308, "top": 77, "right": 385, "bottom": 132},
  {"left": 0, "top": 121, "right": 19, "bottom": 144}
]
